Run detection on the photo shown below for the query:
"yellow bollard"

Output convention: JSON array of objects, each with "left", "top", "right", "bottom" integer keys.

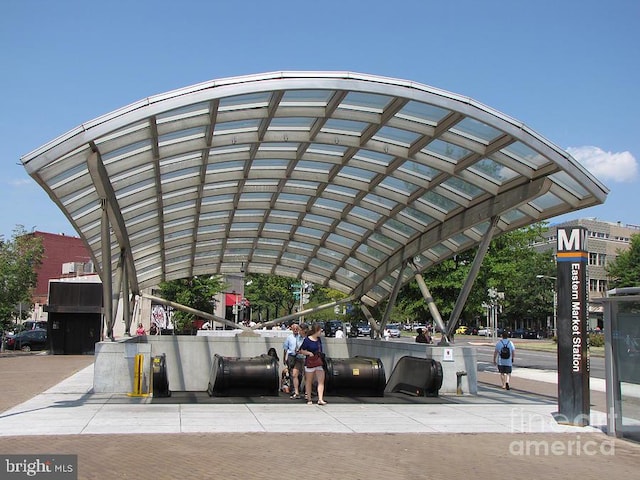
[{"left": 127, "top": 353, "right": 150, "bottom": 397}]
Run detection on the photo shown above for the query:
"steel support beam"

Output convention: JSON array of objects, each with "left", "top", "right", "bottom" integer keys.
[
  {"left": 100, "top": 200, "right": 114, "bottom": 340},
  {"left": 411, "top": 264, "right": 448, "bottom": 344},
  {"left": 444, "top": 215, "right": 501, "bottom": 338}
]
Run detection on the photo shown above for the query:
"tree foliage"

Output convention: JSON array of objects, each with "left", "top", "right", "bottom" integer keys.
[
  {"left": 392, "top": 223, "right": 555, "bottom": 328},
  {"left": 157, "top": 275, "right": 227, "bottom": 331},
  {"left": 0, "top": 226, "right": 44, "bottom": 331},
  {"left": 606, "top": 233, "right": 640, "bottom": 288}
]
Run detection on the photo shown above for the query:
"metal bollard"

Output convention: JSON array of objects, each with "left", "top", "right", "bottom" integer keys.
[{"left": 456, "top": 371, "right": 467, "bottom": 395}]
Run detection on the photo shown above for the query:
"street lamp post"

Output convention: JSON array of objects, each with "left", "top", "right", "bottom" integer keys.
[{"left": 536, "top": 275, "right": 557, "bottom": 337}]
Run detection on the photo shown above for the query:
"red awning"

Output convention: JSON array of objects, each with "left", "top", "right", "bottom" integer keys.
[{"left": 225, "top": 293, "right": 240, "bottom": 306}]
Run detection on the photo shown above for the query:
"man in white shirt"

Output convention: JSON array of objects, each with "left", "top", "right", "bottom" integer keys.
[{"left": 335, "top": 327, "right": 344, "bottom": 339}]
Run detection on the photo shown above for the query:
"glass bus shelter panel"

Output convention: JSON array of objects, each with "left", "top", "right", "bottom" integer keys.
[{"left": 604, "top": 296, "right": 640, "bottom": 442}]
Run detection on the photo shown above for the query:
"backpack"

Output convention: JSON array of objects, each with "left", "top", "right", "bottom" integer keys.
[{"left": 500, "top": 340, "right": 511, "bottom": 359}]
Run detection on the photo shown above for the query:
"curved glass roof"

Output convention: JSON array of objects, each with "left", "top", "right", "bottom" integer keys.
[{"left": 22, "top": 71, "right": 608, "bottom": 306}]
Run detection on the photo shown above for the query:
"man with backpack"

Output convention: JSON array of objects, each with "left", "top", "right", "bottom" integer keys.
[{"left": 493, "top": 331, "right": 516, "bottom": 390}]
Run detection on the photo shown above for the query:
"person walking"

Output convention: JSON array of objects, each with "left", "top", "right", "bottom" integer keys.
[
  {"left": 298, "top": 323, "right": 327, "bottom": 405},
  {"left": 282, "top": 324, "right": 305, "bottom": 399},
  {"left": 493, "top": 331, "right": 515, "bottom": 390}
]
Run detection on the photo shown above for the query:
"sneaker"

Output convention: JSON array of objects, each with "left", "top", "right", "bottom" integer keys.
[{"left": 506, "top": 382, "right": 510, "bottom": 390}]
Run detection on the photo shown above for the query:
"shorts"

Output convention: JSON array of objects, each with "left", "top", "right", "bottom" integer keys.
[
  {"left": 498, "top": 365, "right": 512, "bottom": 374},
  {"left": 304, "top": 366, "right": 324, "bottom": 373},
  {"left": 287, "top": 356, "right": 304, "bottom": 371}
]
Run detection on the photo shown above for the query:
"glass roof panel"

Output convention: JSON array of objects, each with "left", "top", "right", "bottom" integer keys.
[
  {"left": 101, "top": 140, "right": 152, "bottom": 163},
  {"left": 318, "top": 247, "right": 345, "bottom": 262},
  {"left": 310, "top": 258, "right": 336, "bottom": 272},
  {"left": 335, "top": 220, "right": 367, "bottom": 236},
  {"left": 270, "top": 117, "right": 315, "bottom": 130},
  {"left": 441, "top": 176, "right": 485, "bottom": 199},
  {"left": 296, "top": 226, "right": 323, "bottom": 239},
  {"left": 326, "top": 233, "right": 355, "bottom": 248},
  {"left": 350, "top": 206, "right": 382, "bottom": 223},
  {"left": 502, "top": 142, "right": 548, "bottom": 168},
  {"left": 337, "top": 165, "right": 377, "bottom": 182},
  {"left": 369, "top": 232, "right": 400, "bottom": 250},
  {"left": 501, "top": 208, "right": 527, "bottom": 224},
  {"left": 429, "top": 243, "right": 452, "bottom": 257},
  {"left": 398, "top": 159, "right": 439, "bottom": 181},
  {"left": 419, "top": 190, "right": 460, "bottom": 214},
  {"left": 322, "top": 118, "right": 369, "bottom": 136},
  {"left": 378, "top": 175, "right": 419, "bottom": 196},
  {"left": 400, "top": 206, "right": 435, "bottom": 225},
  {"left": 315, "top": 197, "right": 347, "bottom": 212},
  {"left": 264, "top": 223, "right": 292, "bottom": 233},
  {"left": 296, "top": 160, "right": 333, "bottom": 174},
  {"left": 396, "top": 101, "right": 450, "bottom": 125},
  {"left": 156, "top": 102, "right": 210, "bottom": 123},
  {"left": 529, "top": 191, "right": 565, "bottom": 210},
  {"left": 356, "top": 243, "right": 386, "bottom": 261},
  {"left": 303, "top": 213, "right": 333, "bottom": 227},
  {"left": 363, "top": 193, "right": 397, "bottom": 210},
  {"left": 384, "top": 218, "right": 416, "bottom": 238},
  {"left": 252, "top": 159, "right": 289, "bottom": 168},
  {"left": 469, "top": 158, "right": 519, "bottom": 184},
  {"left": 352, "top": 149, "right": 394, "bottom": 167},
  {"left": 218, "top": 92, "right": 271, "bottom": 111},
  {"left": 423, "top": 139, "right": 472, "bottom": 162},
  {"left": 549, "top": 171, "right": 590, "bottom": 198},
  {"left": 214, "top": 119, "right": 260, "bottom": 134},
  {"left": 374, "top": 126, "right": 421, "bottom": 146},
  {"left": 306, "top": 143, "right": 347, "bottom": 156},
  {"left": 451, "top": 117, "right": 502, "bottom": 144},
  {"left": 345, "top": 257, "right": 374, "bottom": 273},
  {"left": 206, "top": 161, "right": 245, "bottom": 174},
  {"left": 280, "top": 90, "right": 333, "bottom": 105},
  {"left": 158, "top": 127, "right": 206, "bottom": 147},
  {"left": 340, "top": 92, "right": 393, "bottom": 113}
]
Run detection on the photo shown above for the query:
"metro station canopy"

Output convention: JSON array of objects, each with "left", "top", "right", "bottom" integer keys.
[{"left": 22, "top": 72, "right": 608, "bottom": 306}]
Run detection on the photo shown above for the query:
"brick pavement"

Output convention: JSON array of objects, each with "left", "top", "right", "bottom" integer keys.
[{"left": 1, "top": 353, "right": 638, "bottom": 480}]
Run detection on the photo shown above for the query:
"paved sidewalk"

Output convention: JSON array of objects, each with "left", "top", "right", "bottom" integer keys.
[{"left": 0, "top": 353, "right": 638, "bottom": 480}]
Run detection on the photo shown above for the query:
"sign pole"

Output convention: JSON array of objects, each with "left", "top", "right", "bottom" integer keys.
[{"left": 556, "top": 226, "right": 590, "bottom": 426}]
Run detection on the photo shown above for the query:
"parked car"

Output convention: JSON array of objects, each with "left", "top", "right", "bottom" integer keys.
[
  {"left": 455, "top": 326, "right": 469, "bottom": 335},
  {"left": 476, "top": 327, "right": 490, "bottom": 336},
  {"left": 387, "top": 324, "right": 401, "bottom": 338},
  {"left": 511, "top": 329, "right": 540, "bottom": 339},
  {"left": 324, "top": 320, "right": 344, "bottom": 337},
  {"left": 356, "top": 323, "right": 371, "bottom": 337},
  {"left": 5, "top": 328, "right": 48, "bottom": 352}
]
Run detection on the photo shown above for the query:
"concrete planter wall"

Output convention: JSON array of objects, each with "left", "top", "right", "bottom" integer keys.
[{"left": 93, "top": 334, "right": 477, "bottom": 395}]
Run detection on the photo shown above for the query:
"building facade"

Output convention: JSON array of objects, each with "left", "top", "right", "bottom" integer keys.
[
  {"left": 30, "top": 232, "right": 92, "bottom": 321},
  {"left": 533, "top": 218, "right": 640, "bottom": 329}
]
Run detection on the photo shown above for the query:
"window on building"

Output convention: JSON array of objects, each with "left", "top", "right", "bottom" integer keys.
[{"left": 588, "top": 252, "right": 606, "bottom": 266}]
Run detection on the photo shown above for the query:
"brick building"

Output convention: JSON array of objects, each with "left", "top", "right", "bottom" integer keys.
[{"left": 31, "top": 232, "right": 93, "bottom": 319}]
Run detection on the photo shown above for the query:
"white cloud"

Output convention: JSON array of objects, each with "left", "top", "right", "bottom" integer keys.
[
  {"left": 567, "top": 146, "right": 638, "bottom": 183},
  {"left": 9, "top": 179, "right": 33, "bottom": 186}
]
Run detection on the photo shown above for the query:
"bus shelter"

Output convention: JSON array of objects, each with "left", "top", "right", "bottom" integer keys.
[{"left": 602, "top": 287, "right": 640, "bottom": 441}]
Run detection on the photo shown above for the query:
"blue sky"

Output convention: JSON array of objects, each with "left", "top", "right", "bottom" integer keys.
[{"left": 1, "top": 0, "right": 638, "bottom": 239}]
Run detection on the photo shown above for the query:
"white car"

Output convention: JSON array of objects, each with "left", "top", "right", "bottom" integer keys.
[{"left": 476, "top": 327, "right": 489, "bottom": 336}]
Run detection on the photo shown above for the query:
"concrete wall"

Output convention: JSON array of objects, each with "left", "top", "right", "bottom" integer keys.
[{"left": 93, "top": 334, "right": 477, "bottom": 395}]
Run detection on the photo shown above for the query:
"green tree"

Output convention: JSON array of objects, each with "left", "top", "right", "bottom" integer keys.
[
  {"left": 0, "top": 226, "right": 44, "bottom": 331},
  {"left": 395, "top": 222, "right": 555, "bottom": 328},
  {"left": 245, "top": 274, "right": 297, "bottom": 322},
  {"left": 158, "top": 275, "right": 227, "bottom": 332},
  {"left": 606, "top": 233, "right": 640, "bottom": 288}
]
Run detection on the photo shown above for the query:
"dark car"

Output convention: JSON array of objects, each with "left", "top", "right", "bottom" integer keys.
[
  {"left": 323, "top": 320, "right": 343, "bottom": 337},
  {"left": 511, "top": 328, "right": 540, "bottom": 339},
  {"left": 5, "top": 328, "right": 48, "bottom": 352}
]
